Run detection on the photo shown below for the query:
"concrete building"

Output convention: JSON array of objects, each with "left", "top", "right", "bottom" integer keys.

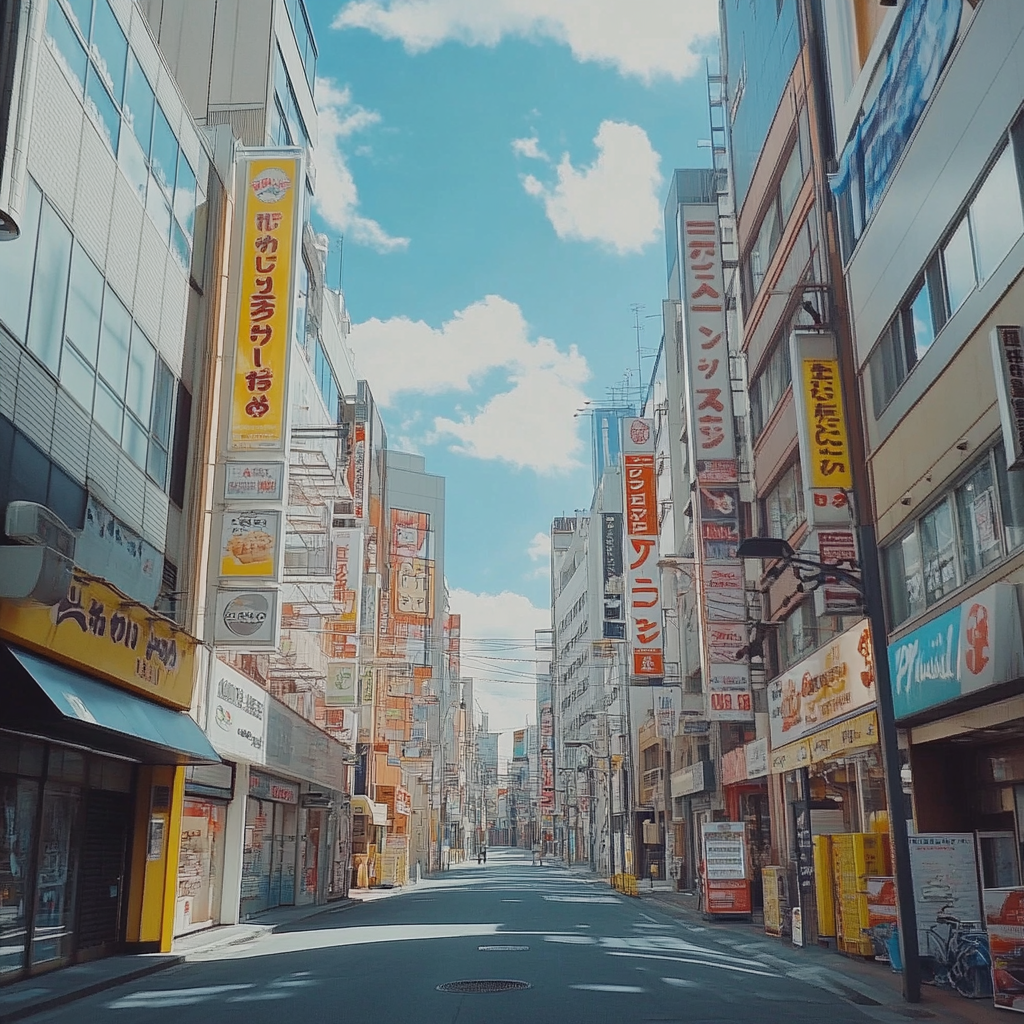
[
  {"left": 0, "top": 0, "right": 222, "bottom": 977},
  {"left": 827, "top": 0, "right": 1024, "bottom": 895}
]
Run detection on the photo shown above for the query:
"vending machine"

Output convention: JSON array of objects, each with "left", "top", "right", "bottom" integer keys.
[{"left": 701, "top": 821, "right": 752, "bottom": 918}]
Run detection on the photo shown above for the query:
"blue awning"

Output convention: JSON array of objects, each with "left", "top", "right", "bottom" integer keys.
[{"left": 3, "top": 645, "right": 221, "bottom": 764}]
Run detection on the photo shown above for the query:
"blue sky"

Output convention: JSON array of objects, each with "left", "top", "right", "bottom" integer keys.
[{"left": 306, "top": 1, "right": 719, "bottom": 738}]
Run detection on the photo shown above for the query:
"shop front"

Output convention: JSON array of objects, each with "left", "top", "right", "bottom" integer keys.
[
  {"left": 721, "top": 739, "right": 771, "bottom": 908},
  {"left": 671, "top": 759, "right": 714, "bottom": 891},
  {"left": 891, "top": 583, "right": 1024, "bottom": 891},
  {"left": 351, "top": 795, "right": 388, "bottom": 888},
  {"left": 767, "top": 619, "right": 889, "bottom": 949},
  {"left": 0, "top": 573, "right": 218, "bottom": 984}
]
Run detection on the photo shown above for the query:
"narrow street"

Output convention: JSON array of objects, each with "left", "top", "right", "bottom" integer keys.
[{"left": 25, "top": 851, "right": 943, "bottom": 1024}]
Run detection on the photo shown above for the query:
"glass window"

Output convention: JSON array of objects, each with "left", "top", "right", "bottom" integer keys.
[
  {"left": 750, "top": 201, "right": 780, "bottom": 296},
  {"left": 89, "top": 0, "right": 126, "bottom": 104},
  {"left": 31, "top": 785, "right": 80, "bottom": 967},
  {"left": 995, "top": 444, "right": 1024, "bottom": 553},
  {"left": 0, "top": 178, "right": 41, "bottom": 341},
  {"left": 908, "top": 279, "right": 935, "bottom": 358},
  {"left": 27, "top": 201, "right": 73, "bottom": 374},
  {"left": 117, "top": 128, "right": 148, "bottom": 203},
  {"left": 869, "top": 316, "right": 910, "bottom": 417},
  {"left": 778, "top": 143, "right": 803, "bottom": 221},
  {"left": 943, "top": 216, "right": 976, "bottom": 315},
  {"left": 122, "top": 53, "right": 154, "bottom": 155},
  {"left": 97, "top": 284, "right": 130, "bottom": 390},
  {"left": 122, "top": 412, "right": 148, "bottom": 466},
  {"left": 126, "top": 325, "right": 155, "bottom": 421},
  {"left": 93, "top": 378, "right": 123, "bottom": 437},
  {"left": 59, "top": 343, "right": 96, "bottom": 409},
  {"left": 147, "top": 440, "right": 168, "bottom": 487},
  {"left": 955, "top": 455, "right": 1002, "bottom": 579},
  {"left": 64, "top": 243, "right": 103, "bottom": 364},
  {"left": 146, "top": 176, "right": 172, "bottom": 242},
  {"left": 173, "top": 150, "right": 197, "bottom": 238},
  {"left": 150, "top": 102, "right": 178, "bottom": 196},
  {"left": 85, "top": 64, "right": 120, "bottom": 153},
  {"left": 47, "top": 0, "right": 87, "bottom": 95},
  {"left": 972, "top": 147, "right": 1024, "bottom": 282},
  {"left": 151, "top": 359, "right": 174, "bottom": 446},
  {"left": 884, "top": 529, "right": 925, "bottom": 627},
  {"left": 920, "top": 498, "right": 959, "bottom": 606},
  {"left": 63, "top": 0, "right": 92, "bottom": 39},
  {"left": 0, "top": 775, "right": 39, "bottom": 975}
]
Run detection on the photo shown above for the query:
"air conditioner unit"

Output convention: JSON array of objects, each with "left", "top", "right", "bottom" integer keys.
[
  {"left": 5, "top": 501, "right": 76, "bottom": 557},
  {"left": 0, "top": 545, "right": 73, "bottom": 604}
]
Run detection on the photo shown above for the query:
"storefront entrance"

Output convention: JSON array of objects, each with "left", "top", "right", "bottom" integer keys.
[
  {"left": 0, "top": 734, "right": 134, "bottom": 982},
  {"left": 240, "top": 772, "right": 298, "bottom": 917}
]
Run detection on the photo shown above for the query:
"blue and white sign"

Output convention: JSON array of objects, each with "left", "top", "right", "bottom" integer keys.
[{"left": 889, "top": 584, "right": 1024, "bottom": 720}]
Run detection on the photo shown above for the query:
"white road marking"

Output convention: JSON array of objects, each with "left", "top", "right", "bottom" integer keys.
[
  {"left": 639, "top": 912, "right": 657, "bottom": 923},
  {"left": 571, "top": 984, "right": 645, "bottom": 993},
  {"left": 662, "top": 977, "right": 699, "bottom": 988},
  {"left": 545, "top": 934, "right": 597, "bottom": 944},
  {"left": 607, "top": 951, "right": 779, "bottom": 977},
  {"left": 543, "top": 895, "right": 622, "bottom": 904}
]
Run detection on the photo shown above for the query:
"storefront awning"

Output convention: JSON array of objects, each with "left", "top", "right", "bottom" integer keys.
[
  {"left": 2, "top": 644, "right": 221, "bottom": 765},
  {"left": 351, "top": 794, "right": 388, "bottom": 826}
]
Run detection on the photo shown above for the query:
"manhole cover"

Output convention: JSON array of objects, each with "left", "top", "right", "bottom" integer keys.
[
  {"left": 478, "top": 945, "right": 530, "bottom": 951},
  {"left": 437, "top": 980, "right": 532, "bottom": 993}
]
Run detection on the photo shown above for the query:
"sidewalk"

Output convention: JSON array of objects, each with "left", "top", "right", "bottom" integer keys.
[
  {"left": 0, "top": 897, "right": 360, "bottom": 1024},
  {"left": 642, "top": 888, "right": 1007, "bottom": 1024}
]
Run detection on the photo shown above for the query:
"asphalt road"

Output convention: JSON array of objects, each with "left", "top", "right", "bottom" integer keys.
[{"left": 29, "top": 848, "right": 899, "bottom": 1024}]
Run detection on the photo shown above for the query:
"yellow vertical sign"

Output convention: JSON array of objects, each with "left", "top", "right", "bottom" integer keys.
[
  {"left": 801, "top": 357, "right": 854, "bottom": 489},
  {"left": 230, "top": 155, "right": 302, "bottom": 449}
]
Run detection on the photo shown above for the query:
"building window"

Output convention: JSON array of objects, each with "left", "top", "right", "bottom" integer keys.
[
  {"left": 25, "top": 199, "right": 72, "bottom": 374},
  {"left": 777, "top": 602, "right": 858, "bottom": 672},
  {"left": 750, "top": 335, "right": 792, "bottom": 438},
  {"left": 284, "top": 0, "right": 317, "bottom": 93},
  {"left": 761, "top": 461, "right": 805, "bottom": 541},
  {"left": 868, "top": 141, "right": 1024, "bottom": 418},
  {"left": 744, "top": 140, "right": 804, "bottom": 303},
  {"left": 46, "top": 0, "right": 199, "bottom": 268},
  {"left": 883, "top": 446, "right": 1024, "bottom": 627}
]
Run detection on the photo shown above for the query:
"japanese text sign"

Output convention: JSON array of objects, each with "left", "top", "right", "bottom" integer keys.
[
  {"left": 0, "top": 572, "right": 197, "bottom": 709},
  {"left": 800, "top": 357, "right": 853, "bottom": 489},
  {"left": 230, "top": 154, "right": 302, "bottom": 450},
  {"left": 681, "top": 207, "right": 736, "bottom": 459},
  {"left": 620, "top": 417, "right": 665, "bottom": 678},
  {"left": 992, "top": 325, "right": 1024, "bottom": 469}
]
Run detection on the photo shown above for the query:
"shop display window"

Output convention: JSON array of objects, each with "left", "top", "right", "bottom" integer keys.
[{"left": 175, "top": 800, "right": 226, "bottom": 935}]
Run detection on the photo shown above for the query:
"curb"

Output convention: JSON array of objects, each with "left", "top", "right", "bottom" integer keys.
[{"left": 0, "top": 956, "right": 184, "bottom": 1024}]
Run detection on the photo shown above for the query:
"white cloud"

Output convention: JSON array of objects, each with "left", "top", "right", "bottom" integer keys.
[
  {"left": 512, "top": 135, "right": 548, "bottom": 161},
  {"left": 522, "top": 121, "right": 663, "bottom": 254},
  {"left": 347, "top": 295, "right": 590, "bottom": 473},
  {"left": 450, "top": 588, "right": 549, "bottom": 745},
  {"left": 314, "top": 78, "right": 410, "bottom": 252},
  {"left": 332, "top": 0, "right": 719, "bottom": 83},
  {"left": 527, "top": 532, "right": 550, "bottom": 562}
]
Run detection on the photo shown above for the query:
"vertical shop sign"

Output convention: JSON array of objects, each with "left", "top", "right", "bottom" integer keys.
[
  {"left": 993, "top": 325, "right": 1024, "bottom": 470},
  {"left": 681, "top": 211, "right": 736, "bottom": 458},
  {"left": 332, "top": 529, "right": 363, "bottom": 634},
  {"left": 620, "top": 417, "right": 665, "bottom": 679},
  {"left": 601, "top": 512, "right": 625, "bottom": 639},
  {"left": 390, "top": 510, "right": 434, "bottom": 624},
  {"left": 229, "top": 154, "right": 302, "bottom": 450}
]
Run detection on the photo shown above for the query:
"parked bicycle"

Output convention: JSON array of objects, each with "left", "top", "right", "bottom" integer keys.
[{"left": 923, "top": 910, "right": 993, "bottom": 999}]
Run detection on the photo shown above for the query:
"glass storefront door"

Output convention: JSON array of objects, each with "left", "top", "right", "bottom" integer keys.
[
  {"left": 31, "top": 784, "right": 81, "bottom": 968},
  {"left": 0, "top": 777, "right": 40, "bottom": 978},
  {"left": 241, "top": 797, "right": 297, "bottom": 917}
]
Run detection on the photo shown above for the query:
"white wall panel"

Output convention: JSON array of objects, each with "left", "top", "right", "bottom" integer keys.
[
  {"left": 86, "top": 424, "right": 120, "bottom": 505},
  {"left": 106, "top": 175, "right": 144, "bottom": 301},
  {"left": 13, "top": 355, "right": 56, "bottom": 452},
  {"left": 28, "top": 49, "right": 83, "bottom": 222},
  {"left": 133, "top": 218, "right": 168, "bottom": 344},
  {"left": 143, "top": 478, "right": 170, "bottom": 548},
  {"left": 114, "top": 457, "right": 146, "bottom": 531},
  {"left": 73, "top": 125, "right": 116, "bottom": 271},
  {"left": 159, "top": 258, "right": 189, "bottom": 373},
  {"left": 0, "top": 332, "right": 19, "bottom": 419},
  {"left": 51, "top": 391, "right": 92, "bottom": 485},
  {"left": 129, "top": 5, "right": 162, "bottom": 85}
]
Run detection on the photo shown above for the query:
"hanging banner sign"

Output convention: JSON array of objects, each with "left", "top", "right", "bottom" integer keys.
[{"left": 229, "top": 153, "right": 303, "bottom": 450}]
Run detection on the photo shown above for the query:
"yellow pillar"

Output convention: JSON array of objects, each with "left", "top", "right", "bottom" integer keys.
[{"left": 125, "top": 765, "right": 187, "bottom": 951}]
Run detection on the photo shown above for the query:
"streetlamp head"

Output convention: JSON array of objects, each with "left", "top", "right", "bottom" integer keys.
[{"left": 736, "top": 537, "right": 795, "bottom": 561}]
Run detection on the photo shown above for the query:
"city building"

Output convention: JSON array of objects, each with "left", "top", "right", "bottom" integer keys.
[
  {"left": 0, "top": 0, "right": 221, "bottom": 978},
  {"left": 827, "top": 0, "right": 1024, "bottom": 890}
]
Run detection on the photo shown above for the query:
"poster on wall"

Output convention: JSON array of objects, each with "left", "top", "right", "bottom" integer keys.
[
  {"left": 325, "top": 660, "right": 358, "bottom": 706},
  {"left": 908, "top": 834, "right": 983, "bottom": 950},
  {"left": 224, "top": 462, "right": 285, "bottom": 502},
  {"left": 219, "top": 511, "right": 280, "bottom": 578}
]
